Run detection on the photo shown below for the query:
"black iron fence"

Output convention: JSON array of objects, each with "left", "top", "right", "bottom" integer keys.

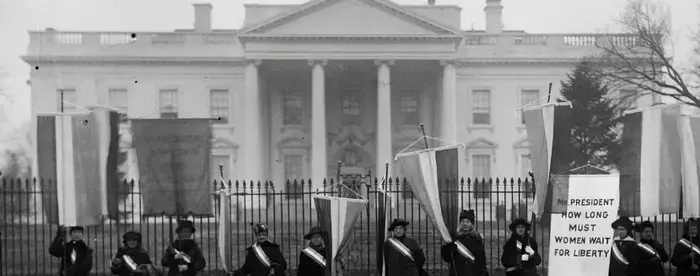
[{"left": 0, "top": 176, "right": 687, "bottom": 276}]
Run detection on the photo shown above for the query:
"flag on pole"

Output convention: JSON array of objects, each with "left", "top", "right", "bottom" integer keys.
[
  {"left": 394, "top": 146, "right": 460, "bottom": 242},
  {"left": 618, "top": 105, "right": 682, "bottom": 217},
  {"left": 671, "top": 107, "right": 700, "bottom": 218},
  {"left": 376, "top": 180, "right": 391, "bottom": 276},
  {"left": 313, "top": 195, "right": 367, "bottom": 276},
  {"left": 523, "top": 102, "right": 572, "bottom": 217},
  {"left": 217, "top": 179, "right": 232, "bottom": 272},
  {"left": 36, "top": 113, "right": 106, "bottom": 226},
  {"left": 91, "top": 107, "right": 121, "bottom": 220}
]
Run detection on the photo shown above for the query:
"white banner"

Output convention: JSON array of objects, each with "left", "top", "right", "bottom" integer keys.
[{"left": 547, "top": 174, "right": 620, "bottom": 276}]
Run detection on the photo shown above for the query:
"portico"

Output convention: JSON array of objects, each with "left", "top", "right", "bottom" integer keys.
[{"left": 241, "top": 59, "right": 458, "bottom": 189}]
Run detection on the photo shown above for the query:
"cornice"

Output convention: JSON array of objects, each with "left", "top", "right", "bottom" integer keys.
[
  {"left": 457, "top": 58, "right": 588, "bottom": 65},
  {"left": 21, "top": 55, "right": 246, "bottom": 66},
  {"left": 238, "top": 34, "right": 463, "bottom": 42}
]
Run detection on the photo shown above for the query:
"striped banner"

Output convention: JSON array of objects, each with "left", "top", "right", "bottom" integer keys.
[
  {"left": 618, "top": 106, "right": 682, "bottom": 217},
  {"left": 217, "top": 182, "right": 232, "bottom": 272},
  {"left": 678, "top": 112, "right": 700, "bottom": 217},
  {"left": 313, "top": 195, "right": 367, "bottom": 276},
  {"left": 36, "top": 113, "right": 107, "bottom": 226},
  {"left": 91, "top": 107, "right": 121, "bottom": 220},
  {"left": 394, "top": 146, "right": 459, "bottom": 242},
  {"left": 523, "top": 103, "right": 572, "bottom": 217}
]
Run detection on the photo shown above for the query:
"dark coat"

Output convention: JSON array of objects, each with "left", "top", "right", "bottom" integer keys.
[
  {"left": 111, "top": 246, "right": 153, "bottom": 276},
  {"left": 500, "top": 233, "right": 541, "bottom": 276},
  {"left": 48, "top": 236, "right": 94, "bottom": 276},
  {"left": 637, "top": 238, "right": 668, "bottom": 276},
  {"left": 441, "top": 232, "right": 488, "bottom": 276},
  {"left": 233, "top": 240, "right": 288, "bottom": 276},
  {"left": 160, "top": 240, "right": 206, "bottom": 276},
  {"left": 671, "top": 235, "right": 700, "bottom": 276},
  {"left": 609, "top": 236, "right": 643, "bottom": 276},
  {"left": 297, "top": 246, "right": 327, "bottom": 276},
  {"left": 384, "top": 236, "right": 426, "bottom": 276}
]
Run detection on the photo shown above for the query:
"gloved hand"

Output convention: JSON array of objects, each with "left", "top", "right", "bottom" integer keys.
[{"left": 56, "top": 225, "right": 66, "bottom": 237}]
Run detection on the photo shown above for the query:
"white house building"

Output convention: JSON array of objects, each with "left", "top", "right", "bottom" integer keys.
[{"left": 22, "top": 0, "right": 652, "bottom": 193}]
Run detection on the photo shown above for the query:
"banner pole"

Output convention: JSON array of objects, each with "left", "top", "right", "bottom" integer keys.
[
  {"left": 419, "top": 124, "right": 429, "bottom": 148},
  {"left": 547, "top": 82, "right": 552, "bottom": 103}
]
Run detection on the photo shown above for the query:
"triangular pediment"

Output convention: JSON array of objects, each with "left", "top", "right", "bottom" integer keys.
[
  {"left": 466, "top": 138, "right": 498, "bottom": 149},
  {"left": 212, "top": 137, "right": 239, "bottom": 149},
  {"left": 513, "top": 137, "right": 529, "bottom": 149},
  {"left": 239, "top": 0, "right": 461, "bottom": 37}
]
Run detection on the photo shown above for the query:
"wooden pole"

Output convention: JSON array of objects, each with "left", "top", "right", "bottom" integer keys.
[
  {"left": 419, "top": 123, "right": 429, "bottom": 149},
  {"left": 547, "top": 82, "right": 553, "bottom": 103}
]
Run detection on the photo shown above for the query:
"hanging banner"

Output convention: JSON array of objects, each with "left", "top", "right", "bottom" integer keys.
[
  {"left": 313, "top": 195, "right": 367, "bottom": 276},
  {"left": 132, "top": 119, "right": 213, "bottom": 216},
  {"left": 394, "top": 146, "right": 460, "bottom": 242},
  {"left": 547, "top": 174, "right": 619, "bottom": 276}
]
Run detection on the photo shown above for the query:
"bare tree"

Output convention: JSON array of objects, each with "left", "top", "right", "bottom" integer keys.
[{"left": 594, "top": 0, "right": 700, "bottom": 108}]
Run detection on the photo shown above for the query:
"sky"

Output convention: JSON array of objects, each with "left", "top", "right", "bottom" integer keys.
[{"left": 0, "top": 0, "right": 698, "bottom": 130}]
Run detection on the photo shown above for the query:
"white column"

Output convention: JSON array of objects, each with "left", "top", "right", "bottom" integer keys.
[
  {"left": 440, "top": 60, "right": 458, "bottom": 141},
  {"left": 309, "top": 59, "right": 328, "bottom": 190},
  {"left": 243, "top": 59, "right": 264, "bottom": 182},
  {"left": 375, "top": 60, "right": 394, "bottom": 178}
]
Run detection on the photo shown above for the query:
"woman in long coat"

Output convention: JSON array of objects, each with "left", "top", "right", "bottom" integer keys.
[
  {"left": 161, "top": 220, "right": 207, "bottom": 276},
  {"left": 608, "top": 217, "right": 643, "bottom": 276},
  {"left": 111, "top": 231, "right": 157, "bottom": 276},
  {"left": 500, "top": 218, "right": 541, "bottom": 276},
  {"left": 384, "top": 218, "right": 427, "bottom": 276},
  {"left": 297, "top": 226, "right": 328, "bottom": 276},
  {"left": 671, "top": 218, "right": 700, "bottom": 276},
  {"left": 441, "top": 210, "right": 488, "bottom": 276},
  {"left": 635, "top": 221, "right": 668, "bottom": 276},
  {"left": 48, "top": 225, "right": 94, "bottom": 276},
  {"left": 233, "top": 223, "right": 288, "bottom": 276}
]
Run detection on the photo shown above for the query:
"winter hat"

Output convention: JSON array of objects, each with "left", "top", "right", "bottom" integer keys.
[
  {"left": 508, "top": 218, "right": 531, "bottom": 232},
  {"left": 123, "top": 231, "right": 142, "bottom": 244},
  {"left": 175, "top": 220, "right": 196, "bottom": 233},
  {"left": 636, "top": 221, "right": 654, "bottom": 233},
  {"left": 69, "top": 226, "right": 84, "bottom": 234},
  {"left": 460, "top": 209, "right": 475, "bottom": 224},
  {"left": 253, "top": 223, "right": 269, "bottom": 234},
  {"left": 611, "top": 217, "right": 635, "bottom": 233},
  {"left": 388, "top": 218, "right": 409, "bottom": 231},
  {"left": 303, "top": 226, "right": 326, "bottom": 240}
]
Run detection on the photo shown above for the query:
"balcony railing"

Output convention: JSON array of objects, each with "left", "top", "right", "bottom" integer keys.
[{"left": 25, "top": 30, "right": 638, "bottom": 60}]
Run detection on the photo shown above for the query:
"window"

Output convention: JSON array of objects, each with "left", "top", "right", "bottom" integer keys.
[
  {"left": 520, "top": 90, "right": 540, "bottom": 124},
  {"left": 284, "top": 154, "right": 304, "bottom": 198},
  {"left": 342, "top": 93, "right": 361, "bottom": 126},
  {"left": 619, "top": 89, "right": 638, "bottom": 110},
  {"left": 57, "top": 89, "right": 77, "bottom": 112},
  {"left": 283, "top": 89, "right": 303, "bottom": 126},
  {"left": 472, "top": 90, "right": 491, "bottom": 125},
  {"left": 159, "top": 89, "right": 178, "bottom": 119},
  {"left": 520, "top": 154, "right": 534, "bottom": 198},
  {"left": 211, "top": 155, "right": 231, "bottom": 183},
  {"left": 210, "top": 89, "right": 230, "bottom": 124},
  {"left": 400, "top": 90, "right": 419, "bottom": 126},
  {"left": 472, "top": 154, "right": 491, "bottom": 198},
  {"left": 108, "top": 88, "right": 128, "bottom": 122}
]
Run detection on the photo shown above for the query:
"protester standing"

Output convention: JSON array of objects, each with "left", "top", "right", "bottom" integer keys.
[
  {"left": 608, "top": 217, "right": 643, "bottom": 276},
  {"left": 161, "top": 220, "right": 206, "bottom": 276},
  {"left": 384, "top": 218, "right": 428, "bottom": 276},
  {"left": 501, "top": 218, "right": 541, "bottom": 276},
  {"left": 297, "top": 227, "right": 328, "bottom": 276},
  {"left": 48, "top": 225, "right": 94, "bottom": 276},
  {"left": 441, "top": 210, "right": 488, "bottom": 276},
  {"left": 111, "top": 231, "right": 157, "bottom": 276},
  {"left": 636, "top": 221, "right": 668, "bottom": 276},
  {"left": 671, "top": 218, "right": 700, "bottom": 276},
  {"left": 233, "top": 223, "right": 287, "bottom": 276}
]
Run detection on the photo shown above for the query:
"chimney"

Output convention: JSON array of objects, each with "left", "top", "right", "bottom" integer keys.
[
  {"left": 484, "top": 0, "right": 503, "bottom": 33},
  {"left": 428, "top": 0, "right": 435, "bottom": 5},
  {"left": 193, "top": 3, "right": 213, "bottom": 33}
]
